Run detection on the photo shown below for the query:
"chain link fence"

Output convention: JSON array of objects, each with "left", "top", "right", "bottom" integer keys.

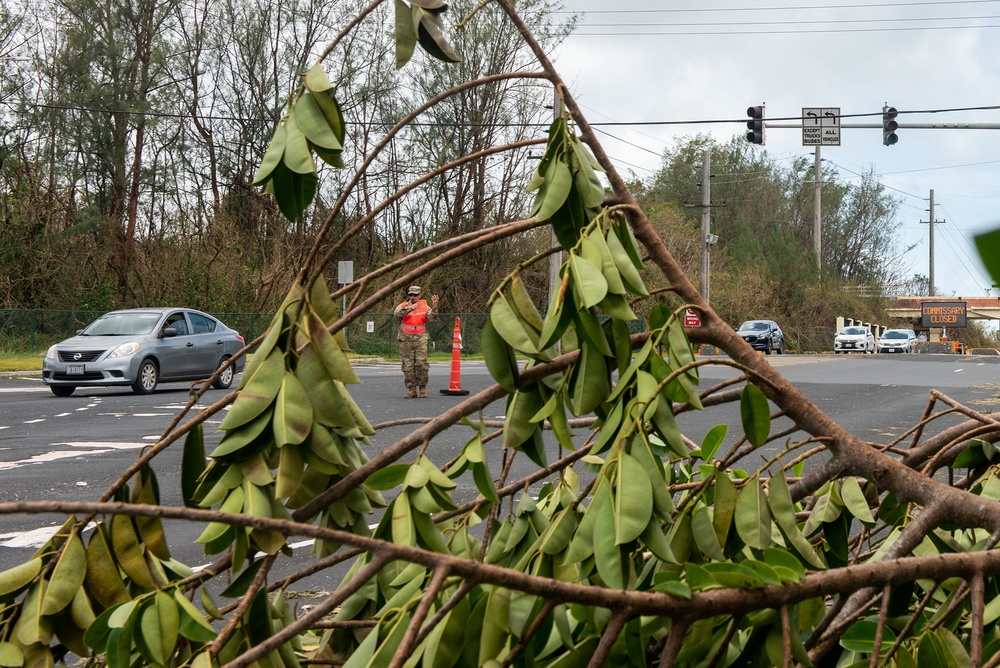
[
  {"left": 0, "top": 309, "right": 651, "bottom": 357},
  {"left": 2, "top": 309, "right": 843, "bottom": 356}
]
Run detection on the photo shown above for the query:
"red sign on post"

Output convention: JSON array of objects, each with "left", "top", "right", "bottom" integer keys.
[{"left": 683, "top": 309, "right": 701, "bottom": 328}]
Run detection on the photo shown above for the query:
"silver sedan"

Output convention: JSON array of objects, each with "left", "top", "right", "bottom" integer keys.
[{"left": 42, "top": 308, "right": 245, "bottom": 396}]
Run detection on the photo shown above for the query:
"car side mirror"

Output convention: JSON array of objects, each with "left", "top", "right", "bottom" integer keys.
[{"left": 161, "top": 327, "right": 178, "bottom": 338}]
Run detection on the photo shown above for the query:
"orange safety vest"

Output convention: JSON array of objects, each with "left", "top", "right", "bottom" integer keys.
[{"left": 400, "top": 299, "right": 429, "bottom": 335}]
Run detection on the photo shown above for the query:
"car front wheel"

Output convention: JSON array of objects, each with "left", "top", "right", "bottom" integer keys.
[
  {"left": 50, "top": 385, "right": 75, "bottom": 397},
  {"left": 212, "top": 356, "right": 234, "bottom": 390},
  {"left": 132, "top": 359, "right": 159, "bottom": 395}
]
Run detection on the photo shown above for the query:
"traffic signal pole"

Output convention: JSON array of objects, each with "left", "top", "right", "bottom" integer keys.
[{"left": 814, "top": 146, "right": 822, "bottom": 273}]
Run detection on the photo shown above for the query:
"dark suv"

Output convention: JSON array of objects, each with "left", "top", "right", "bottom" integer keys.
[{"left": 737, "top": 320, "right": 784, "bottom": 355}]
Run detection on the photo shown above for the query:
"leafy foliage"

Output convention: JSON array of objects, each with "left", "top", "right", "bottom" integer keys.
[{"left": 4, "top": 2, "right": 1000, "bottom": 668}]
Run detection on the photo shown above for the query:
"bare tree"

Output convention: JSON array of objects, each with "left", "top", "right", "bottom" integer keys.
[{"left": 5, "top": 3, "right": 1000, "bottom": 668}]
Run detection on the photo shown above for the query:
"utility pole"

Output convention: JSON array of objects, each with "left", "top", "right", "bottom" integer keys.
[
  {"left": 920, "top": 189, "right": 944, "bottom": 296},
  {"left": 814, "top": 146, "right": 822, "bottom": 273},
  {"left": 690, "top": 148, "right": 724, "bottom": 302},
  {"left": 700, "top": 149, "right": 711, "bottom": 301}
]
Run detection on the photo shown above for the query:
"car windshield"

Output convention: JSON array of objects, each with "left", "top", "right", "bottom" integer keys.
[
  {"left": 82, "top": 313, "right": 160, "bottom": 336},
  {"left": 739, "top": 322, "right": 769, "bottom": 332},
  {"left": 883, "top": 331, "right": 907, "bottom": 339},
  {"left": 841, "top": 327, "right": 867, "bottom": 335}
]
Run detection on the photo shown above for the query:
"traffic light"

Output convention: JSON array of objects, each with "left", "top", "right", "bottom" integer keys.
[
  {"left": 882, "top": 105, "right": 898, "bottom": 145},
  {"left": 746, "top": 105, "right": 765, "bottom": 145}
]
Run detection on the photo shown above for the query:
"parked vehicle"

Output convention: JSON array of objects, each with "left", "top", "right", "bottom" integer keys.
[
  {"left": 878, "top": 329, "right": 917, "bottom": 354},
  {"left": 834, "top": 326, "right": 875, "bottom": 354},
  {"left": 737, "top": 320, "right": 784, "bottom": 355},
  {"left": 42, "top": 308, "right": 245, "bottom": 396}
]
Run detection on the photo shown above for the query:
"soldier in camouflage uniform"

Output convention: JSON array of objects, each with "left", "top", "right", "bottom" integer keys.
[{"left": 394, "top": 285, "right": 439, "bottom": 398}]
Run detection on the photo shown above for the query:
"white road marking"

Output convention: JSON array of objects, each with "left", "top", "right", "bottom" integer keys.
[
  {"left": 0, "top": 387, "right": 47, "bottom": 393},
  {"left": 0, "top": 441, "right": 146, "bottom": 472},
  {"left": 56, "top": 413, "right": 72, "bottom": 417},
  {"left": 22, "top": 419, "right": 45, "bottom": 424},
  {"left": 0, "top": 522, "right": 96, "bottom": 549},
  {"left": 134, "top": 413, "right": 173, "bottom": 417},
  {"left": 56, "top": 441, "right": 146, "bottom": 450},
  {"left": 0, "top": 449, "right": 113, "bottom": 471}
]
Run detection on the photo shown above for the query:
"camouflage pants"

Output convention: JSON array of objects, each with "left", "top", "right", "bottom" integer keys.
[{"left": 399, "top": 338, "right": 429, "bottom": 388}]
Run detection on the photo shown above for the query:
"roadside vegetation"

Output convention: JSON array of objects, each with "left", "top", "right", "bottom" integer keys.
[{"left": 5, "top": 1, "right": 1000, "bottom": 667}]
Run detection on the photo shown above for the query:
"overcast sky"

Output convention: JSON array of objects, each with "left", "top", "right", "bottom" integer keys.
[{"left": 549, "top": 0, "right": 1000, "bottom": 300}]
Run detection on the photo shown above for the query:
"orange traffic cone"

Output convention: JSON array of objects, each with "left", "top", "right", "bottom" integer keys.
[{"left": 440, "top": 317, "right": 470, "bottom": 396}]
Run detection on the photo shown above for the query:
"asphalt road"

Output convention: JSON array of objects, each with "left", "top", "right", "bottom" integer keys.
[{"left": 1, "top": 353, "right": 998, "bottom": 588}]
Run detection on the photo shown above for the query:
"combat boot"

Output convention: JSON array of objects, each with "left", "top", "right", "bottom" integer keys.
[
  {"left": 419, "top": 386, "right": 427, "bottom": 398},
  {"left": 405, "top": 387, "right": 417, "bottom": 398}
]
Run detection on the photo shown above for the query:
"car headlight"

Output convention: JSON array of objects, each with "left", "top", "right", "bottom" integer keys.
[
  {"left": 45, "top": 345, "right": 57, "bottom": 361},
  {"left": 108, "top": 342, "right": 141, "bottom": 359}
]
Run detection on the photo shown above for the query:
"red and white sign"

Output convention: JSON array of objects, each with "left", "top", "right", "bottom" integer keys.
[{"left": 683, "top": 309, "right": 701, "bottom": 328}]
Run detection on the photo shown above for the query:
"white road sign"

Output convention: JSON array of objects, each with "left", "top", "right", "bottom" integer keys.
[{"left": 802, "top": 107, "right": 841, "bottom": 146}]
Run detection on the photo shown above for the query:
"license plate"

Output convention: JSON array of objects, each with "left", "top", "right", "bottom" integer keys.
[{"left": 67, "top": 364, "right": 84, "bottom": 375}]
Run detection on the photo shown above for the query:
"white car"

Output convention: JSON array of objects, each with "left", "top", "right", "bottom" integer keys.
[
  {"left": 834, "top": 326, "right": 875, "bottom": 354},
  {"left": 878, "top": 329, "right": 917, "bottom": 354}
]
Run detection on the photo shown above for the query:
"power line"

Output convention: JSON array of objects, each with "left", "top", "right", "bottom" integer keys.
[
  {"left": 16, "top": 100, "right": 1000, "bottom": 128},
  {"left": 577, "top": 14, "right": 1000, "bottom": 29},
  {"left": 555, "top": 0, "right": 1000, "bottom": 14},
  {"left": 572, "top": 23, "right": 1000, "bottom": 36}
]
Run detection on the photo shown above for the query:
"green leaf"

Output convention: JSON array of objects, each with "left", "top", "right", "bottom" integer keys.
[
  {"left": 415, "top": 7, "right": 461, "bottom": 63},
  {"left": 692, "top": 505, "right": 725, "bottom": 560},
  {"left": 306, "top": 310, "right": 359, "bottom": 384},
  {"left": 740, "top": 383, "right": 771, "bottom": 447},
  {"left": 509, "top": 273, "right": 544, "bottom": 333},
  {"left": 573, "top": 307, "right": 613, "bottom": 357},
  {"left": 281, "top": 113, "right": 315, "bottom": 175},
  {"left": 712, "top": 471, "right": 737, "bottom": 547},
  {"left": 615, "top": 452, "right": 653, "bottom": 544},
  {"left": 393, "top": 0, "right": 418, "bottom": 68},
  {"left": 569, "top": 339, "right": 609, "bottom": 416},
  {"left": 391, "top": 494, "right": 415, "bottom": 547},
  {"left": 221, "top": 348, "right": 285, "bottom": 430},
  {"left": 273, "top": 371, "right": 313, "bottom": 447},
  {"left": 0, "top": 557, "right": 41, "bottom": 598},
  {"left": 181, "top": 425, "right": 206, "bottom": 508},
  {"left": 767, "top": 468, "right": 826, "bottom": 569},
  {"left": 734, "top": 474, "right": 771, "bottom": 550},
  {"left": 593, "top": 489, "right": 623, "bottom": 589},
  {"left": 974, "top": 227, "right": 1000, "bottom": 287},
  {"left": 140, "top": 591, "right": 179, "bottom": 665},
  {"left": 173, "top": 590, "right": 216, "bottom": 643},
  {"left": 0, "top": 643, "right": 24, "bottom": 668},
  {"left": 605, "top": 223, "right": 648, "bottom": 296},
  {"left": 84, "top": 527, "right": 131, "bottom": 609},
  {"left": 294, "top": 92, "right": 342, "bottom": 150},
  {"left": 536, "top": 158, "right": 573, "bottom": 221},
  {"left": 40, "top": 533, "right": 86, "bottom": 615},
  {"left": 702, "top": 562, "right": 765, "bottom": 589},
  {"left": 252, "top": 124, "right": 286, "bottom": 186},
  {"left": 111, "top": 514, "right": 157, "bottom": 589},
  {"left": 481, "top": 318, "right": 519, "bottom": 392},
  {"left": 840, "top": 620, "right": 895, "bottom": 653},
  {"left": 366, "top": 464, "right": 409, "bottom": 490},
  {"left": 490, "top": 292, "right": 539, "bottom": 354},
  {"left": 700, "top": 424, "right": 727, "bottom": 461},
  {"left": 569, "top": 253, "right": 608, "bottom": 309},
  {"left": 220, "top": 559, "right": 264, "bottom": 598},
  {"left": 839, "top": 477, "right": 876, "bottom": 525}
]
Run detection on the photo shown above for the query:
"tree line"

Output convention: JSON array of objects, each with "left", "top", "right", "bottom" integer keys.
[{"left": 2, "top": 0, "right": 993, "bottom": 349}]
